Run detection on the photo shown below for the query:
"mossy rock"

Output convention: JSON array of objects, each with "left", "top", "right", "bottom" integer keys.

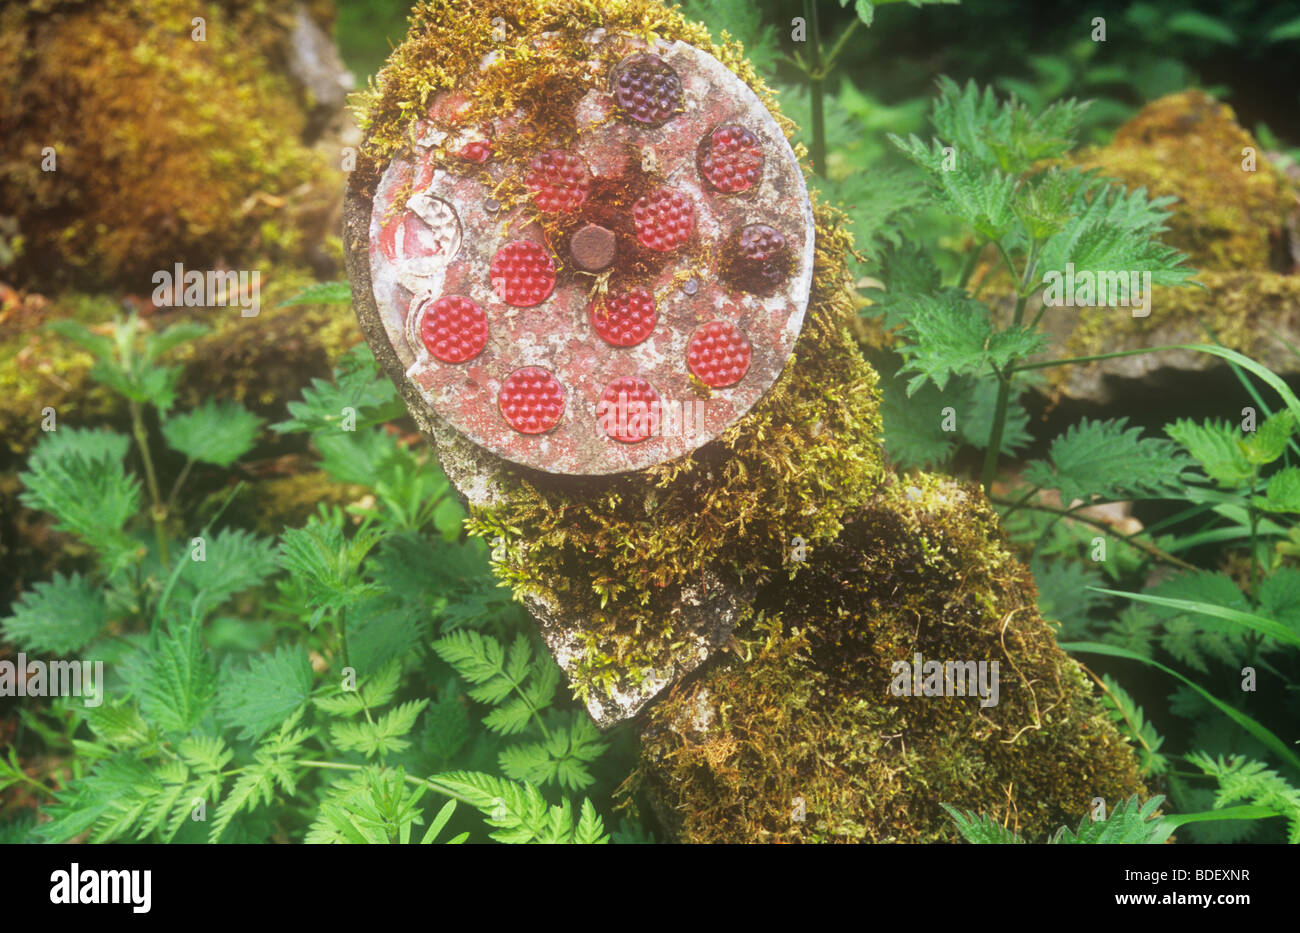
[
  {"left": 348, "top": 0, "right": 1146, "bottom": 841},
  {"left": 634, "top": 475, "right": 1145, "bottom": 843},
  {"left": 0, "top": 0, "right": 342, "bottom": 291},
  {"left": 1027, "top": 91, "right": 1300, "bottom": 404}
]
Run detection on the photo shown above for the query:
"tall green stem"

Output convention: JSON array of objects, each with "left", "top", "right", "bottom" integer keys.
[
  {"left": 803, "top": 0, "right": 826, "bottom": 177},
  {"left": 130, "top": 399, "right": 169, "bottom": 568},
  {"left": 980, "top": 296, "right": 1027, "bottom": 493},
  {"left": 1247, "top": 475, "right": 1261, "bottom": 609}
]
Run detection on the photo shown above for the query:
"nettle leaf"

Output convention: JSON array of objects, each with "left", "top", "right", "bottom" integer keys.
[
  {"left": 1030, "top": 556, "right": 1105, "bottom": 641},
  {"left": 1257, "top": 467, "right": 1300, "bottom": 513},
  {"left": 1050, "top": 795, "right": 1170, "bottom": 844},
  {"left": 162, "top": 398, "right": 263, "bottom": 467},
  {"left": 143, "top": 321, "right": 209, "bottom": 361},
  {"left": 26, "top": 426, "right": 129, "bottom": 467},
  {"left": 895, "top": 292, "right": 1045, "bottom": 394},
  {"left": 19, "top": 434, "right": 140, "bottom": 567},
  {"left": 84, "top": 699, "right": 151, "bottom": 749},
  {"left": 870, "top": 240, "right": 943, "bottom": 314},
  {"left": 1166, "top": 419, "right": 1256, "bottom": 488},
  {"left": 170, "top": 528, "right": 278, "bottom": 620},
  {"left": 92, "top": 358, "right": 182, "bottom": 413},
  {"left": 272, "top": 343, "right": 403, "bottom": 434},
  {"left": 1, "top": 572, "right": 107, "bottom": 654},
  {"left": 277, "top": 507, "right": 385, "bottom": 628},
  {"left": 1024, "top": 417, "right": 1191, "bottom": 503},
  {"left": 136, "top": 621, "right": 216, "bottom": 735},
  {"left": 876, "top": 361, "right": 1032, "bottom": 470},
  {"left": 278, "top": 281, "right": 352, "bottom": 308},
  {"left": 959, "top": 374, "right": 1032, "bottom": 455},
  {"left": 1150, "top": 572, "right": 1251, "bottom": 673},
  {"left": 817, "top": 163, "right": 929, "bottom": 265},
  {"left": 217, "top": 645, "right": 315, "bottom": 740},
  {"left": 1037, "top": 178, "right": 1193, "bottom": 291},
  {"left": 926, "top": 76, "right": 1087, "bottom": 175},
  {"left": 48, "top": 318, "right": 115, "bottom": 362},
  {"left": 346, "top": 596, "right": 431, "bottom": 677},
  {"left": 1242, "top": 411, "right": 1294, "bottom": 465},
  {"left": 940, "top": 804, "right": 1025, "bottom": 843},
  {"left": 1098, "top": 606, "right": 1159, "bottom": 659},
  {"left": 878, "top": 374, "right": 959, "bottom": 469},
  {"left": 420, "top": 685, "right": 472, "bottom": 764},
  {"left": 1258, "top": 568, "right": 1300, "bottom": 635}
]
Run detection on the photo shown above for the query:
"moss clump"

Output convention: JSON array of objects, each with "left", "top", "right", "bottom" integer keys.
[
  {"left": 634, "top": 474, "right": 1146, "bottom": 843},
  {"left": 1045, "top": 91, "right": 1300, "bottom": 378},
  {"left": 1073, "top": 91, "right": 1292, "bottom": 273},
  {"left": 350, "top": 0, "right": 786, "bottom": 199},
  {"left": 0, "top": 0, "right": 338, "bottom": 290}
]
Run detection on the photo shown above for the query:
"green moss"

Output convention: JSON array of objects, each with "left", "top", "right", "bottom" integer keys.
[
  {"left": 1072, "top": 91, "right": 1292, "bottom": 273},
  {"left": 0, "top": 0, "right": 338, "bottom": 290},
  {"left": 351, "top": 0, "right": 792, "bottom": 199},
  {"left": 1054, "top": 91, "right": 1300, "bottom": 369},
  {"left": 633, "top": 475, "right": 1146, "bottom": 843}
]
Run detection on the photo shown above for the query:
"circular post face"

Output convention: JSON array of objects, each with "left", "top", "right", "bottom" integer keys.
[{"left": 367, "top": 36, "right": 814, "bottom": 475}]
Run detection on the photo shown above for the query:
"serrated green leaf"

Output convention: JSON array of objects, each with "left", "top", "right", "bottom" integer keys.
[
  {"left": 1242, "top": 410, "right": 1294, "bottom": 465},
  {"left": 1185, "top": 753, "right": 1300, "bottom": 843},
  {"left": 278, "top": 281, "right": 352, "bottom": 307},
  {"left": 940, "top": 804, "right": 1025, "bottom": 843},
  {"left": 168, "top": 528, "right": 277, "bottom": 621},
  {"left": 136, "top": 621, "right": 216, "bottom": 735},
  {"left": 1166, "top": 419, "right": 1255, "bottom": 488},
  {"left": 19, "top": 438, "right": 140, "bottom": 568},
  {"left": 1024, "top": 417, "right": 1191, "bottom": 503},
  {"left": 143, "top": 321, "right": 209, "bottom": 361},
  {"left": 1257, "top": 467, "right": 1300, "bottom": 513},
  {"left": 162, "top": 399, "right": 263, "bottom": 467},
  {"left": 1097, "top": 674, "right": 1167, "bottom": 776},
  {"left": 217, "top": 645, "right": 314, "bottom": 740},
  {"left": 1050, "top": 794, "right": 1170, "bottom": 844},
  {"left": 1, "top": 572, "right": 107, "bottom": 654},
  {"left": 894, "top": 291, "right": 1045, "bottom": 394},
  {"left": 271, "top": 343, "right": 403, "bottom": 434}
]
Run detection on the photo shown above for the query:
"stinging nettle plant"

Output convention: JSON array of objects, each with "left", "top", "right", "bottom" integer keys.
[
  {"left": 871, "top": 80, "right": 1300, "bottom": 843},
  {"left": 1, "top": 311, "right": 638, "bottom": 844}
]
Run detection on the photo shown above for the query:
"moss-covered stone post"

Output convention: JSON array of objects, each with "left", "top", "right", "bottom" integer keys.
[{"left": 344, "top": 0, "right": 1145, "bottom": 842}]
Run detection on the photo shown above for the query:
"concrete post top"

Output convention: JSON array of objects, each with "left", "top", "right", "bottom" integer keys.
[{"left": 363, "top": 34, "right": 814, "bottom": 477}]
